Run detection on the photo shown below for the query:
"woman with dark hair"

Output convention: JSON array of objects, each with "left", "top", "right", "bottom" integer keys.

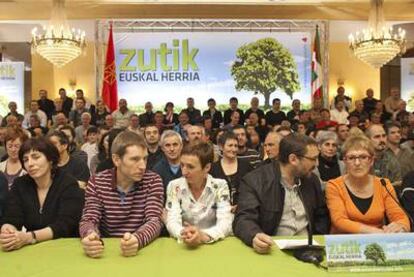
[
  {"left": 59, "top": 125, "right": 87, "bottom": 165},
  {"left": 163, "top": 102, "right": 179, "bottom": 129},
  {"left": 0, "top": 172, "right": 7, "bottom": 221},
  {"left": 94, "top": 100, "right": 110, "bottom": 127},
  {"left": 0, "top": 137, "right": 84, "bottom": 251},
  {"left": 166, "top": 141, "right": 232, "bottom": 246},
  {"left": 0, "top": 127, "right": 28, "bottom": 189},
  {"left": 210, "top": 131, "right": 253, "bottom": 211},
  {"left": 89, "top": 131, "right": 110, "bottom": 175},
  {"left": 95, "top": 128, "right": 124, "bottom": 173}
]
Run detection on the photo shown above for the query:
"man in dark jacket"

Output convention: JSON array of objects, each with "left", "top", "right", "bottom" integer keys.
[
  {"left": 153, "top": 130, "right": 183, "bottom": 192},
  {"left": 38, "top": 89, "right": 55, "bottom": 122},
  {"left": 233, "top": 133, "right": 330, "bottom": 254}
]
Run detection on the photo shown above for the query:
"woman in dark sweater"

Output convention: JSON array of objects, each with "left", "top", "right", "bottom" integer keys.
[
  {"left": 0, "top": 137, "right": 84, "bottom": 251},
  {"left": 210, "top": 131, "right": 253, "bottom": 211},
  {"left": 313, "top": 130, "right": 345, "bottom": 191}
]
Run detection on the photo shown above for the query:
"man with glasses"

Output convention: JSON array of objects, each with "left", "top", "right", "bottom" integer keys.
[{"left": 234, "top": 133, "right": 329, "bottom": 254}]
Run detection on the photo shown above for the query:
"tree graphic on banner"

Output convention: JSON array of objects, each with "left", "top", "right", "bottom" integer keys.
[
  {"left": 364, "top": 243, "right": 386, "bottom": 265},
  {"left": 231, "top": 38, "right": 300, "bottom": 109}
]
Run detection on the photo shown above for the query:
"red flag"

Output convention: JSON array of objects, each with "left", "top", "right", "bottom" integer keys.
[
  {"left": 102, "top": 23, "right": 118, "bottom": 112},
  {"left": 311, "top": 26, "right": 323, "bottom": 100}
]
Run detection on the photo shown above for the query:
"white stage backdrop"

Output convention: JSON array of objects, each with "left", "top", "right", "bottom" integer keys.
[
  {"left": 402, "top": 58, "right": 414, "bottom": 112},
  {"left": 0, "top": 62, "right": 24, "bottom": 115},
  {"left": 114, "top": 32, "right": 312, "bottom": 110}
]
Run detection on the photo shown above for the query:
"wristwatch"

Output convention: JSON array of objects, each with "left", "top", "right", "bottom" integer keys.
[{"left": 30, "top": 231, "right": 37, "bottom": 244}]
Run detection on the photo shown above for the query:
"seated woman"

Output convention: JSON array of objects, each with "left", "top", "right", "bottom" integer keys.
[
  {"left": 0, "top": 172, "right": 7, "bottom": 220},
  {"left": 0, "top": 137, "right": 84, "bottom": 251},
  {"left": 326, "top": 134, "right": 410, "bottom": 234},
  {"left": 210, "top": 131, "right": 252, "bottom": 211},
  {"left": 166, "top": 141, "right": 233, "bottom": 246},
  {"left": 313, "top": 130, "right": 345, "bottom": 190},
  {"left": 0, "top": 127, "right": 28, "bottom": 189}
]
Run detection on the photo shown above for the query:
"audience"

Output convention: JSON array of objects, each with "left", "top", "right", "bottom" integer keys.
[
  {"left": 210, "top": 131, "right": 253, "bottom": 210},
  {"left": 203, "top": 98, "right": 223, "bottom": 129},
  {"left": 2, "top": 84, "right": 414, "bottom": 255},
  {"left": 0, "top": 127, "right": 28, "bottom": 189},
  {"left": 144, "top": 124, "right": 163, "bottom": 170},
  {"left": 48, "top": 131, "right": 90, "bottom": 189},
  {"left": 365, "top": 124, "right": 401, "bottom": 185},
  {"left": 314, "top": 131, "right": 345, "bottom": 190},
  {"left": 153, "top": 130, "right": 183, "bottom": 190}
]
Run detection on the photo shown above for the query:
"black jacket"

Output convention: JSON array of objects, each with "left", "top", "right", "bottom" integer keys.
[
  {"left": 0, "top": 172, "right": 8, "bottom": 220},
  {"left": 1, "top": 170, "right": 84, "bottom": 238},
  {"left": 233, "top": 160, "right": 330, "bottom": 247},
  {"left": 202, "top": 109, "right": 223, "bottom": 129},
  {"left": 152, "top": 157, "right": 182, "bottom": 191}
]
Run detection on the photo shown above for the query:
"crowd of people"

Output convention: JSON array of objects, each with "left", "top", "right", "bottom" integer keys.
[{"left": 0, "top": 85, "right": 413, "bottom": 257}]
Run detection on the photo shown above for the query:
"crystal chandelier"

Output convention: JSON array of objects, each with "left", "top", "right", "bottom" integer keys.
[
  {"left": 348, "top": 0, "right": 406, "bottom": 68},
  {"left": 31, "top": 0, "right": 86, "bottom": 68}
]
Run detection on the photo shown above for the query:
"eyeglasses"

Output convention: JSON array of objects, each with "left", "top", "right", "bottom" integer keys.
[
  {"left": 344, "top": 154, "right": 372, "bottom": 163},
  {"left": 299, "top": 155, "right": 319, "bottom": 162}
]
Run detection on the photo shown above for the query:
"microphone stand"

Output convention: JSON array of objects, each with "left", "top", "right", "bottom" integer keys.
[
  {"left": 380, "top": 178, "right": 413, "bottom": 231},
  {"left": 293, "top": 186, "right": 325, "bottom": 266}
]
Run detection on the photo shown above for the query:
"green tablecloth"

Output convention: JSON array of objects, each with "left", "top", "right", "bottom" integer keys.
[{"left": 1, "top": 237, "right": 412, "bottom": 277}]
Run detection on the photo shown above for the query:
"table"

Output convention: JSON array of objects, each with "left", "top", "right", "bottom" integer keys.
[{"left": 1, "top": 237, "right": 412, "bottom": 277}]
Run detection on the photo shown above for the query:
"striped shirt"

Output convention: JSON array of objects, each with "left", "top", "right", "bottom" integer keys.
[
  {"left": 237, "top": 148, "right": 261, "bottom": 168},
  {"left": 79, "top": 168, "right": 164, "bottom": 248}
]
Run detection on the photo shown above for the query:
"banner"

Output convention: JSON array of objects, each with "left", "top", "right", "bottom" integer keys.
[
  {"left": 326, "top": 233, "right": 414, "bottom": 273},
  {"left": 402, "top": 58, "right": 414, "bottom": 112},
  {"left": 0, "top": 62, "right": 24, "bottom": 115},
  {"left": 114, "top": 32, "right": 311, "bottom": 111}
]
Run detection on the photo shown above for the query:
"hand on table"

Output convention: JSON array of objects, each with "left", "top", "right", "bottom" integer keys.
[
  {"left": 120, "top": 232, "right": 139, "bottom": 257},
  {"left": 0, "top": 224, "right": 32, "bottom": 252},
  {"left": 81, "top": 231, "right": 104, "bottom": 258},
  {"left": 383, "top": 222, "right": 407, "bottom": 233},
  {"left": 180, "top": 223, "right": 211, "bottom": 247},
  {"left": 252, "top": 233, "right": 274, "bottom": 254}
]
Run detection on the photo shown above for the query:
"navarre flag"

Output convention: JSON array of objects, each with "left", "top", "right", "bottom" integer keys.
[
  {"left": 312, "top": 26, "right": 323, "bottom": 99},
  {"left": 102, "top": 23, "right": 118, "bottom": 112}
]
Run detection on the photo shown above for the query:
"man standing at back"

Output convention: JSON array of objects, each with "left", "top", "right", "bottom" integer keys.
[
  {"left": 233, "top": 133, "right": 329, "bottom": 254},
  {"left": 182, "top": 97, "right": 202, "bottom": 125},
  {"left": 37, "top": 89, "right": 55, "bottom": 123},
  {"left": 112, "top": 99, "right": 133, "bottom": 129},
  {"left": 80, "top": 131, "right": 164, "bottom": 258}
]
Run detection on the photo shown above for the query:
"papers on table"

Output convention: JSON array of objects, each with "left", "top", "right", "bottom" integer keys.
[{"left": 274, "top": 239, "right": 321, "bottom": 250}]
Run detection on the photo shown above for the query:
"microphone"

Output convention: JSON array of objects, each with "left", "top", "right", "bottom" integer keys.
[
  {"left": 380, "top": 178, "right": 413, "bottom": 232},
  {"left": 293, "top": 184, "right": 325, "bottom": 265}
]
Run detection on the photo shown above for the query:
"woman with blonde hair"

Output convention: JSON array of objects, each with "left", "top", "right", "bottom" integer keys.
[{"left": 326, "top": 134, "right": 410, "bottom": 234}]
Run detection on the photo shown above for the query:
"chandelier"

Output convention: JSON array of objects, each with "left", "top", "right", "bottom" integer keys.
[
  {"left": 348, "top": 0, "right": 406, "bottom": 68},
  {"left": 31, "top": 0, "right": 86, "bottom": 68}
]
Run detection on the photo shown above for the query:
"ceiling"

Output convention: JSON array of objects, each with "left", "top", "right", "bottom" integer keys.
[{"left": 0, "top": 0, "right": 414, "bottom": 21}]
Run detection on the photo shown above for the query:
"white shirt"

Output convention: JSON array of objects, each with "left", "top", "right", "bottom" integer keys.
[
  {"left": 166, "top": 174, "right": 233, "bottom": 242},
  {"left": 112, "top": 109, "right": 133, "bottom": 129},
  {"left": 22, "top": 110, "right": 48, "bottom": 128},
  {"left": 81, "top": 142, "right": 98, "bottom": 170},
  {"left": 330, "top": 108, "right": 349, "bottom": 124}
]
